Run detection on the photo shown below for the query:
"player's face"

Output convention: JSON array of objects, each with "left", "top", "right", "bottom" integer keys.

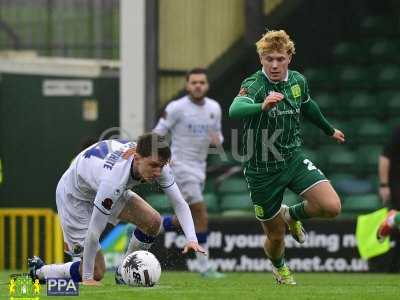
[
  {"left": 260, "top": 51, "right": 291, "bottom": 82},
  {"left": 135, "top": 155, "right": 168, "bottom": 182},
  {"left": 186, "top": 74, "right": 209, "bottom": 101}
]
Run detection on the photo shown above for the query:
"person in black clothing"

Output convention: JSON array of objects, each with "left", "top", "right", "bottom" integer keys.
[{"left": 378, "top": 125, "right": 400, "bottom": 272}]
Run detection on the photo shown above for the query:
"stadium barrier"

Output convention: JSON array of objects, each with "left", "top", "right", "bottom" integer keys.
[{"left": 0, "top": 208, "right": 64, "bottom": 270}]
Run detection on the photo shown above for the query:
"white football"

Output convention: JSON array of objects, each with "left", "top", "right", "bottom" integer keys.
[{"left": 121, "top": 251, "right": 161, "bottom": 287}]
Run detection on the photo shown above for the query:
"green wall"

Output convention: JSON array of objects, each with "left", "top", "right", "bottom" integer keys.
[{"left": 0, "top": 73, "right": 119, "bottom": 208}]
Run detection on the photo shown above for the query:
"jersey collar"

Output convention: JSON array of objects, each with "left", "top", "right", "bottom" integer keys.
[
  {"left": 187, "top": 95, "right": 206, "bottom": 106},
  {"left": 262, "top": 68, "right": 289, "bottom": 83}
]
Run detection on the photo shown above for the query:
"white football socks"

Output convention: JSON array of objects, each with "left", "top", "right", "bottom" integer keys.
[
  {"left": 36, "top": 262, "right": 74, "bottom": 280},
  {"left": 196, "top": 242, "right": 209, "bottom": 273},
  {"left": 125, "top": 234, "right": 153, "bottom": 257}
]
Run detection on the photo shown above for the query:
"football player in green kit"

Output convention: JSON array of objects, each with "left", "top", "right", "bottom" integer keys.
[{"left": 229, "top": 30, "right": 345, "bottom": 284}]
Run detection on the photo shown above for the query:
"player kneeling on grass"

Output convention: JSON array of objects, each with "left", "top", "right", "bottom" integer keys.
[
  {"left": 229, "top": 30, "right": 344, "bottom": 284},
  {"left": 28, "top": 133, "right": 205, "bottom": 286}
]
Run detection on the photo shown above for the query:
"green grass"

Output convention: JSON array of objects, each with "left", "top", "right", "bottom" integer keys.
[{"left": 1, "top": 271, "right": 400, "bottom": 300}]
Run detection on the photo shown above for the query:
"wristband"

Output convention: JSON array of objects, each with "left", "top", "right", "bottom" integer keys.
[{"left": 380, "top": 183, "right": 389, "bottom": 187}]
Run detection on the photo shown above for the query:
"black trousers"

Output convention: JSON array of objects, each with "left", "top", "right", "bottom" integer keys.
[{"left": 369, "top": 185, "right": 400, "bottom": 272}]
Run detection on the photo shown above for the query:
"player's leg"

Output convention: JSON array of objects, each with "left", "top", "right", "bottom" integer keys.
[
  {"left": 284, "top": 154, "right": 340, "bottom": 240},
  {"left": 160, "top": 202, "right": 212, "bottom": 273},
  {"left": 246, "top": 165, "right": 296, "bottom": 285},
  {"left": 189, "top": 200, "right": 224, "bottom": 278},
  {"left": 92, "top": 251, "right": 106, "bottom": 281},
  {"left": 299, "top": 180, "right": 341, "bottom": 218},
  {"left": 30, "top": 250, "right": 105, "bottom": 282},
  {"left": 29, "top": 181, "right": 97, "bottom": 283},
  {"left": 160, "top": 181, "right": 224, "bottom": 277},
  {"left": 113, "top": 192, "right": 161, "bottom": 284},
  {"left": 260, "top": 212, "right": 295, "bottom": 285},
  {"left": 253, "top": 193, "right": 296, "bottom": 285},
  {"left": 117, "top": 192, "right": 162, "bottom": 253},
  {"left": 189, "top": 201, "right": 209, "bottom": 272}
]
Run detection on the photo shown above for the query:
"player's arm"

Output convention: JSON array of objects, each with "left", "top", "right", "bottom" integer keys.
[
  {"left": 82, "top": 180, "right": 118, "bottom": 284},
  {"left": 210, "top": 104, "right": 224, "bottom": 146},
  {"left": 229, "top": 97, "right": 262, "bottom": 119},
  {"left": 157, "top": 165, "right": 205, "bottom": 254},
  {"left": 153, "top": 102, "right": 179, "bottom": 136},
  {"left": 229, "top": 78, "right": 262, "bottom": 119},
  {"left": 301, "top": 99, "right": 335, "bottom": 136},
  {"left": 379, "top": 154, "right": 391, "bottom": 204},
  {"left": 300, "top": 76, "right": 344, "bottom": 142},
  {"left": 229, "top": 78, "right": 283, "bottom": 119},
  {"left": 378, "top": 127, "right": 399, "bottom": 204},
  {"left": 162, "top": 182, "right": 206, "bottom": 254},
  {"left": 82, "top": 206, "right": 108, "bottom": 285}
]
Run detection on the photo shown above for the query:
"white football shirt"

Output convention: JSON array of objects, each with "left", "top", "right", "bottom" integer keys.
[
  {"left": 62, "top": 139, "right": 174, "bottom": 215},
  {"left": 153, "top": 96, "right": 223, "bottom": 183}
]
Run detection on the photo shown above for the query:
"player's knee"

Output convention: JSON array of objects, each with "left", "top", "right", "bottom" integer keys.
[
  {"left": 324, "top": 198, "right": 341, "bottom": 218},
  {"left": 144, "top": 211, "right": 162, "bottom": 236},
  {"left": 267, "top": 234, "right": 285, "bottom": 245},
  {"left": 266, "top": 227, "right": 285, "bottom": 242}
]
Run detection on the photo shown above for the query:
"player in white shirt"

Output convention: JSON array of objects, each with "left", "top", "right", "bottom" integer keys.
[
  {"left": 28, "top": 133, "right": 205, "bottom": 286},
  {"left": 153, "top": 68, "right": 224, "bottom": 278}
]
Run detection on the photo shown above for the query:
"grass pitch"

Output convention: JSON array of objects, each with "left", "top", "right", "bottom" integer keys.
[{"left": 1, "top": 271, "right": 399, "bottom": 300}]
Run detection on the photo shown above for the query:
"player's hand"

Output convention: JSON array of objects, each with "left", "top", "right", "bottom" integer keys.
[
  {"left": 182, "top": 241, "right": 207, "bottom": 255},
  {"left": 331, "top": 129, "right": 345, "bottom": 143},
  {"left": 379, "top": 187, "right": 391, "bottom": 205},
  {"left": 261, "top": 92, "right": 284, "bottom": 111},
  {"left": 82, "top": 279, "right": 102, "bottom": 286},
  {"left": 209, "top": 131, "right": 221, "bottom": 146}
]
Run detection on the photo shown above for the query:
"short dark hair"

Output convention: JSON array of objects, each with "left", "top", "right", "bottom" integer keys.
[
  {"left": 186, "top": 67, "right": 208, "bottom": 81},
  {"left": 136, "top": 132, "right": 171, "bottom": 162}
]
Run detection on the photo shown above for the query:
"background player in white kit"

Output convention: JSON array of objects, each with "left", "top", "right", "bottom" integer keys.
[
  {"left": 28, "top": 133, "right": 205, "bottom": 286},
  {"left": 154, "top": 68, "right": 224, "bottom": 278}
]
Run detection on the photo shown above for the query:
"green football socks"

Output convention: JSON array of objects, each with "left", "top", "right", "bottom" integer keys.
[{"left": 289, "top": 202, "right": 311, "bottom": 221}]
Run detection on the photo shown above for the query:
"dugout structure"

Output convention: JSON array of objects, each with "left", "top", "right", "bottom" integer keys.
[{"left": 0, "top": 55, "right": 119, "bottom": 209}]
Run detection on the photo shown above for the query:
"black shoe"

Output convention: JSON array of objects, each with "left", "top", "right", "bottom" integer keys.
[
  {"left": 115, "top": 266, "right": 125, "bottom": 285},
  {"left": 28, "top": 256, "right": 46, "bottom": 284}
]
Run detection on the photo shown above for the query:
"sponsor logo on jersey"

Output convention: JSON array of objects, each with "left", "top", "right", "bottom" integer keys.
[
  {"left": 210, "top": 113, "right": 215, "bottom": 119},
  {"left": 187, "top": 123, "right": 209, "bottom": 135},
  {"left": 102, "top": 198, "right": 113, "bottom": 210},
  {"left": 268, "top": 107, "right": 300, "bottom": 118},
  {"left": 291, "top": 84, "right": 301, "bottom": 99}
]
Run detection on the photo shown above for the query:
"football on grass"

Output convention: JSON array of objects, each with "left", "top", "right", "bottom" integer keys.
[{"left": 121, "top": 250, "right": 161, "bottom": 287}]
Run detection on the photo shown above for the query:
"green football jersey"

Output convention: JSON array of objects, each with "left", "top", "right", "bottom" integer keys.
[{"left": 236, "top": 69, "right": 310, "bottom": 171}]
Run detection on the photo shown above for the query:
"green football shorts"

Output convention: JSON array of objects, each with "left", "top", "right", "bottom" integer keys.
[{"left": 244, "top": 151, "right": 328, "bottom": 221}]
